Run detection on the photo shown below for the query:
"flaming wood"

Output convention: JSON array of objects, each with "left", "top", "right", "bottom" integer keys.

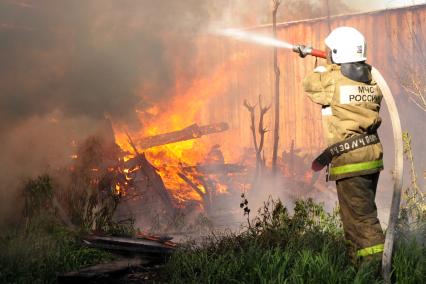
[
  {"left": 138, "top": 122, "right": 229, "bottom": 149},
  {"left": 177, "top": 172, "right": 211, "bottom": 213},
  {"left": 177, "top": 172, "right": 204, "bottom": 197},
  {"left": 126, "top": 133, "right": 176, "bottom": 216},
  {"left": 197, "top": 175, "right": 213, "bottom": 205}
]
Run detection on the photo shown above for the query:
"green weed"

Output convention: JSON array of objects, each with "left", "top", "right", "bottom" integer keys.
[
  {"left": 0, "top": 175, "right": 114, "bottom": 284},
  {"left": 163, "top": 198, "right": 425, "bottom": 284}
]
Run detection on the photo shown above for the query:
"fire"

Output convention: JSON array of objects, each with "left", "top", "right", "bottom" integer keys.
[
  {"left": 112, "top": 49, "right": 253, "bottom": 205},
  {"left": 115, "top": 184, "right": 122, "bottom": 196},
  {"left": 66, "top": 34, "right": 320, "bottom": 220},
  {"left": 216, "top": 183, "right": 228, "bottom": 194}
]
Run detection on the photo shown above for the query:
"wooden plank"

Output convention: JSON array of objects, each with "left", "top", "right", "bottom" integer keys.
[
  {"left": 183, "top": 163, "right": 245, "bottom": 174},
  {"left": 83, "top": 235, "right": 176, "bottom": 255},
  {"left": 58, "top": 257, "right": 146, "bottom": 282},
  {"left": 138, "top": 123, "right": 229, "bottom": 149},
  {"left": 177, "top": 172, "right": 205, "bottom": 198}
]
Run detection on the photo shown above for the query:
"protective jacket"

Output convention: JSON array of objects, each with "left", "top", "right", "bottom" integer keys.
[{"left": 303, "top": 63, "right": 383, "bottom": 181}]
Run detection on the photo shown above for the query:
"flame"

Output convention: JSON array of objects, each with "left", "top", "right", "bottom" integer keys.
[
  {"left": 112, "top": 49, "right": 253, "bottom": 204},
  {"left": 115, "top": 184, "right": 125, "bottom": 196},
  {"left": 216, "top": 183, "right": 228, "bottom": 194}
]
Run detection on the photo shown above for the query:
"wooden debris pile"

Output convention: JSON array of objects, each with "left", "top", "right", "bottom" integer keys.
[
  {"left": 58, "top": 234, "right": 176, "bottom": 283},
  {"left": 112, "top": 123, "right": 248, "bottom": 229}
]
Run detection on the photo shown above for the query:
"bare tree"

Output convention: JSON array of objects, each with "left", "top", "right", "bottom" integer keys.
[
  {"left": 244, "top": 95, "right": 271, "bottom": 178},
  {"left": 402, "top": 74, "right": 426, "bottom": 112},
  {"left": 396, "top": 11, "right": 426, "bottom": 112},
  {"left": 271, "top": 0, "right": 281, "bottom": 173}
]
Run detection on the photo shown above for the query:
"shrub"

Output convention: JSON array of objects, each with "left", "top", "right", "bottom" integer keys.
[{"left": 0, "top": 175, "right": 114, "bottom": 284}]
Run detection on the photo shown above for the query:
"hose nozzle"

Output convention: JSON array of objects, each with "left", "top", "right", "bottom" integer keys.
[
  {"left": 293, "top": 45, "right": 312, "bottom": 58},
  {"left": 293, "top": 44, "right": 327, "bottom": 59}
]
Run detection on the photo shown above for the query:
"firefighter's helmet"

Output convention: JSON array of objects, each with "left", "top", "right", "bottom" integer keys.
[{"left": 325, "top": 27, "right": 367, "bottom": 64}]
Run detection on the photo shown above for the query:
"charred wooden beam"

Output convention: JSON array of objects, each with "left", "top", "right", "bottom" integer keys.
[
  {"left": 83, "top": 235, "right": 176, "bottom": 255},
  {"left": 177, "top": 172, "right": 212, "bottom": 214},
  {"left": 177, "top": 172, "right": 205, "bottom": 198},
  {"left": 58, "top": 257, "right": 146, "bottom": 283},
  {"left": 183, "top": 163, "right": 245, "bottom": 174},
  {"left": 138, "top": 122, "right": 229, "bottom": 149}
]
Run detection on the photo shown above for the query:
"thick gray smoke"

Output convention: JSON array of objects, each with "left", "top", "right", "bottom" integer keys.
[
  {"left": 0, "top": 0, "right": 369, "bottom": 145},
  {"left": 0, "top": 0, "right": 212, "bottom": 225},
  {"left": 0, "top": 0, "right": 211, "bottom": 131}
]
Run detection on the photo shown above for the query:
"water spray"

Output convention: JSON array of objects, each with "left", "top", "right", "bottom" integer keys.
[{"left": 214, "top": 29, "right": 327, "bottom": 59}]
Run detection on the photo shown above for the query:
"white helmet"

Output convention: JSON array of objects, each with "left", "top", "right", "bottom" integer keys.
[{"left": 325, "top": 27, "right": 367, "bottom": 64}]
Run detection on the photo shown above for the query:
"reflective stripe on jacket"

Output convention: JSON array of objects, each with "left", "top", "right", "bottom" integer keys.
[{"left": 303, "top": 64, "right": 383, "bottom": 180}]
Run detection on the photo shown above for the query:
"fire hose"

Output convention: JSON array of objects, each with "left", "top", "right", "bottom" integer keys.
[
  {"left": 293, "top": 47, "right": 404, "bottom": 283},
  {"left": 371, "top": 67, "right": 403, "bottom": 284}
]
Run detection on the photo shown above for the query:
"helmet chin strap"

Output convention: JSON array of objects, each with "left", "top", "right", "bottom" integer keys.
[
  {"left": 329, "top": 49, "right": 335, "bottom": 64},
  {"left": 371, "top": 67, "right": 403, "bottom": 284}
]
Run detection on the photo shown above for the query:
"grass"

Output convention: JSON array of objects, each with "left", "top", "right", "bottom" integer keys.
[
  {"left": 1, "top": 175, "right": 424, "bottom": 283},
  {"left": 163, "top": 198, "right": 426, "bottom": 284},
  {"left": 0, "top": 209, "right": 114, "bottom": 284},
  {"left": 0, "top": 175, "right": 114, "bottom": 284}
]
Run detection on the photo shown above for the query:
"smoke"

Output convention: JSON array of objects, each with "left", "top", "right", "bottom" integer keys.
[
  {"left": 0, "top": 1, "right": 213, "bottom": 129},
  {"left": 0, "top": 1, "right": 390, "bottom": 131},
  {"left": 208, "top": 0, "right": 355, "bottom": 29},
  {"left": 0, "top": 0, "right": 379, "bottom": 136},
  {"left": 0, "top": 113, "right": 111, "bottom": 225},
  {"left": 0, "top": 0, "right": 213, "bottom": 224}
]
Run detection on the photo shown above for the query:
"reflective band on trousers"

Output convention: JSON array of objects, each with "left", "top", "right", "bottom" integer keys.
[
  {"left": 357, "top": 243, "right": 384, "bottom": 257},
  {"left": 330, "top": 160, "right": 383, "bottom": 176}
]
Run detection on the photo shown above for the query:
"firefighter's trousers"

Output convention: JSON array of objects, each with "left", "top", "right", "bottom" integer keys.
[{"left": 336, "top": 173, "right": 385, "bottom": 257}]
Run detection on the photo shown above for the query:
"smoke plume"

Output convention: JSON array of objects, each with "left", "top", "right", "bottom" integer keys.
[{"left": 0, "top": 0, "right": 212, "bottom": 224}]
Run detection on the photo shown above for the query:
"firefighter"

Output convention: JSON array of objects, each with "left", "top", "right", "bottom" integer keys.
[{"left": 302, "top": 27, "right": 385, "bottom": 262}]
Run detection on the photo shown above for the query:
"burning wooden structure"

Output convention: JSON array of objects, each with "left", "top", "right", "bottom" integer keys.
[{"left": 62, "top": 120, "right": 252, "bottom": 234}]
